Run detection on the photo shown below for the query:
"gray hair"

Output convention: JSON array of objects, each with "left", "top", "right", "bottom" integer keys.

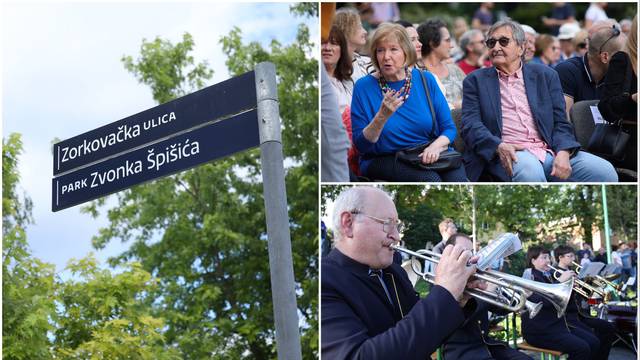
[
  {"left": 331, "top": 186, "right": 393, "bottom": 241},
  {"left": 459, "top": 29, "right": 484, "bottom": 57},
  {"left": 487, "top": 19, "right": 526, "bottom": 47}
]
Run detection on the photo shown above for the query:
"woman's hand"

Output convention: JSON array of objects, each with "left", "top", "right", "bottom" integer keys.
[
  {"left": 363, "top": 89, "right": 405, "bottom": 143},
  {"left": 378, "top": 89, "right": 405, "bottom": 118},
  {"left": 420, "top": 137, "right": 449, "bottom": 164}
]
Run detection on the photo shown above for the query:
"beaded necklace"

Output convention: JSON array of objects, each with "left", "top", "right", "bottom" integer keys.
[{"left": 377, "top": 66, "right": 412, "bottom": 101}]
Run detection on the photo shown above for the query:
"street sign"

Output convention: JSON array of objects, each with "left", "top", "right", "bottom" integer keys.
[
  {"left": 51, "top": 62, "right": 303, "bottom": 359},
  {"left": 53, "top": 71, "right": 256, "bottom": 175},
  {"left": 52, "top": 109, "right": 258, "bottom": 212}
]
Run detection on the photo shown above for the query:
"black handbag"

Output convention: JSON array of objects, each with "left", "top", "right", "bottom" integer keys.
[
  {"left": 395, "top": 142, "right": 462, "bottom": 170},
  {"left": 586, "top": 120, "right": 629, "bottom": 162},
  {"left": 395, "top": 70, "right": 462, "bottom": 171}
]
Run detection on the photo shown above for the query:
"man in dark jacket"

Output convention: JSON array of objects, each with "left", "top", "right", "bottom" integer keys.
[
  {"left": 441, "top": 233, "right": 533, "bottom": 360},
  {"left": 460, "top": 19, "right": 616, "bottom": 182},
  {"left": 321, "top": 186, "right": 481, "bottom": 359}
]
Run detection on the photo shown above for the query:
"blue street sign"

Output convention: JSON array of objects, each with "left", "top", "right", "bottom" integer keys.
[
  {"left": 52, "top": 109, "right": 259, "bottom": 212},
  {"left": 53, "top": 71, "right": 256, "bottom": 175}
]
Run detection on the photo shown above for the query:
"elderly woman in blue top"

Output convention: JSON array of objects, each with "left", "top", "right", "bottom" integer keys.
[{"left": 351, "top": 23, "right": 467, "bottom": 182}]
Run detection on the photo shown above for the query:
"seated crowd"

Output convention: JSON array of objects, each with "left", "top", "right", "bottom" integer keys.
[{"left": 321, "top": 4, "right": 637, "bottom": 182}]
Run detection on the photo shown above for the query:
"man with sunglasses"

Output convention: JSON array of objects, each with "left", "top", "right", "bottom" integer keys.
[
  {"left": 321, "top": 186, "right": 482, "bottom": 359},
  {"left": 460, "top": 19, "right": 617, "bottom": 182},
  {"left": 555, "top": 20, "right": 627, "bottom": 116}
]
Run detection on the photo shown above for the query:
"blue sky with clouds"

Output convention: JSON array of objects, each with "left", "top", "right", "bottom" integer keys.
[{"left": 2, "top": 2, "right": 318, "bottom": 274}]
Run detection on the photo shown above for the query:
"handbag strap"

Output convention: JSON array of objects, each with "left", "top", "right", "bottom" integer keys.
[{"left": 419, "top": 70, "right": 438, "bottom": 140}]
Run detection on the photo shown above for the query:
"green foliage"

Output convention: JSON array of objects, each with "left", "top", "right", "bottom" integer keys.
[
  {"left": 290, "top": 2, "right": 318, "bottom": 17},
  {"left": 3, "top": 134, "right": 56, "bottom": 360},
  {"left": 87, "top": 10, "right": 318, "bottom": 358},
  {"left": 53, "top": 254, "right": 179, "bottom": 359},
  {"left": 122, "top": 33, "right": 213, "bottom": 104}
]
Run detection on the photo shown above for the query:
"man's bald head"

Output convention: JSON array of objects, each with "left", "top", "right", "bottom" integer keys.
[
  {"left": 588, "top": 20, "right": 626, "bottom": 57},
  {"left": 331, "top": 186, "right": 393, "bottom": 241}
]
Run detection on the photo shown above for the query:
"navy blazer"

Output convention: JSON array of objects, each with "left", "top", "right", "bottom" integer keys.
[
  {"left": 441, "top": 300, "right": 513, "bottom": 360},
  {"left": 461, "top": 63, "right": 581, "bottom": 181},
  {"left": 321, "top": 248, "right": 465, "bottom": 359},
  {"left": 521, "top": 269, "right": 572, "bottom": 338}
]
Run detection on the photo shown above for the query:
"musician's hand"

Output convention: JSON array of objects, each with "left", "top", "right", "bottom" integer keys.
[
  {"left": 434, "top": 244, "right": 476, "bottom": 304},
  {"left": 558, "top": 270, "right": 576, "bottom": 282}
]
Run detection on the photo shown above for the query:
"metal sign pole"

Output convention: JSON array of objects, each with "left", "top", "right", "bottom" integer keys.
[{"left": 254, "top": 62, "right": 303, "bottom": 360}]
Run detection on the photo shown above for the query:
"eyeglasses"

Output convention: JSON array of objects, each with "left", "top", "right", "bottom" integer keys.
[
  {"left": 577, "top": 42, "right": 587, "bottom": 49},
  {"left": 486, "top": 36, "right": 512, "bottom": 49},
  {"left": 351, "top": 211, "right": 404, "bottom": 234},
  {"left": 598, "top": 25, "right": 621, "bottom": 54}
]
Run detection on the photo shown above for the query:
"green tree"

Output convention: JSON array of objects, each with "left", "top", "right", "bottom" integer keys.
[
  {"left": 3, "top": 134, "right": 56, "bottom": 360},
  {"left": 88, "top": 9, "right": 318, "bottom": 359},
  {"left": 53, "top": 255, "right": 179, "bottom": 360}
]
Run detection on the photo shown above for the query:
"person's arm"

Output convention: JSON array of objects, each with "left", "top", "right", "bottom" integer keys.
[
  {"left": 563, "top": 95, "right": 574, "bottom": 120},
  {"left": 321, "top": 67, "right": 350, "bottom": 182},
  {"left": 351, "top": 77, "right": 386, "bottom": 155},
  {"left": 598, "top": 52, "right": 637, "bottom": 122}
]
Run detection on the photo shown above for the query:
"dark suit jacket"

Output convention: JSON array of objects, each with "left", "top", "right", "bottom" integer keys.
[
  {"left": 461, "top": 63, "right": 581, "bottom": 181},
  {"left": 521, "top": 269, "right": 572, "bottom": 338},
  {"left": 441, "top": 300, "right": 513, "bottom": 360},
  {"left": 321, "top": 248, "right": 465, "bottom": 359}
]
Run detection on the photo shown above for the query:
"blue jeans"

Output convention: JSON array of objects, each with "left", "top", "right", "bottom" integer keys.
[{"left": 511, "top": 150, "right": 617, "bottom": 182}]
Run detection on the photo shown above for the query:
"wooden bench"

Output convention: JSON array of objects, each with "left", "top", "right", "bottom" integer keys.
[{"left": 517, "top": 342, "right": 565, "bottom": 360}]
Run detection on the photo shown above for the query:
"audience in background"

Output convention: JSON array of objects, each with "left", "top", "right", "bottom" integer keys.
[
  {"left": 418, "top": 19, "right": 466, "bottom": 109},
  {"left": 457, "top": 29, "right": 489, "bottom": 75},
  {"left": 557, "top": 22, "right": 581, "bottom": 60},
  {"left": 585, "top": 2, "right": 609, "bottom": 29},
  {"left": 531, "top": 34, "right": 561, "bottom": 66},
  {"left": 542, "top": 2, "right": 576, "bottom": 36},
  {"left": 333, "top": 7, "right": 372, "bottom": 82}
]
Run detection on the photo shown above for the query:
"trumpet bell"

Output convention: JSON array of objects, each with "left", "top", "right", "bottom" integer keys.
[{"left": 525, "top": 300, "right": 543, "bottom": 319}]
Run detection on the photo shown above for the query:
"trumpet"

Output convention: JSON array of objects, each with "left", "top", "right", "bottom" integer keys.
[
  {"left": 571, "top": 261, "right": 622, "bottom": 295},
  {"left": 548, "top": 264, "right": 606, "bottom": 299},
  {"left": 392, "top": 244, "right": 573, "bottom": 317}
]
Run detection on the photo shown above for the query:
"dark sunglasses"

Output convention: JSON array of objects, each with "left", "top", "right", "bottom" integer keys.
[
  {"left": 598, "top": 25, "right": 621, "bottom": 54},
  {"left": 577, "top": 42, "right": 587, "bottom": 49},
  {"left": 486, "top": 36, "right": 512, "bottom": 49}
]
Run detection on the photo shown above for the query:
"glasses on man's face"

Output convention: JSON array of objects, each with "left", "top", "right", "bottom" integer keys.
[
  {"left": 486, "top": 36, "right": 512, "bottom": 49},
  {"left": 577, "top": 42, "right": 587, "bottom": 49},
  {"left": 598, "top": 25, "right": 621, "bottom": 54},
  {"left": 351, "top": 211, "right": 404, "bottom": 234}
]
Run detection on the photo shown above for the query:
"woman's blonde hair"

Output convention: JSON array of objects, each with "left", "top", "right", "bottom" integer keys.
[
  {"left": 368, "top": 23, "right": 417, "bottom": 72},
  {"left": 333, "top": 7, "right": 362, "bottom": 42},
  {"left": 624, "top": 15, "right": 637, "bottom": 76}
]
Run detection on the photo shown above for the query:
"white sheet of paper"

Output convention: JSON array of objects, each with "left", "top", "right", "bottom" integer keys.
[{"left": 590, "top": 105, "right": 606, "bottom": 124}]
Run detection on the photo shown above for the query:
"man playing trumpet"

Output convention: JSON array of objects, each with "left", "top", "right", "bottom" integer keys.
[{"left": 321, "top": 186, "right": 482, "bottom": 359}]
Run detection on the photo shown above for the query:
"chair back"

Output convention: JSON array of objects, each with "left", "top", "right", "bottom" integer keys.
[
  {"left": 569, "top": 100, "right": 600, "bottom": 148},
  {"left": 450, "top": 108, "right": 465, "bottom": 153}
]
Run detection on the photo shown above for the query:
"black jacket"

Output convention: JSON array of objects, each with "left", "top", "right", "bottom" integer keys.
[
  {"left": 441, "top": 299, "right": 512, "bottom": 360},
  {"left": 521, "top": 268, "right": 572, "bottom": 337},
  {"left": 321, "top": 248, "right": 465, "bottom": 359}
]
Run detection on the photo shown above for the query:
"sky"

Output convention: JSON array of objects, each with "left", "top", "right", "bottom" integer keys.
[{"left": 2, "top": 1, "right": 318, "bottom": 275}]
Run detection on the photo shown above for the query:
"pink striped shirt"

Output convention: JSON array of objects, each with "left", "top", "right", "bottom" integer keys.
[{"left": 498, "top": 65, "right": 552, "bottom": 162}]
